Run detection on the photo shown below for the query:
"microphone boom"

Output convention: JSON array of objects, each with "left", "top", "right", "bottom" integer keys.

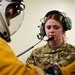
[{"left": 46, "top": 37, "right": 54, "bottom": 41}]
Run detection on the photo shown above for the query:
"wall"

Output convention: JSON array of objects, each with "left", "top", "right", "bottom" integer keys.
[{"left": 9, "top": 0, "right": 75, "bottom": 62}]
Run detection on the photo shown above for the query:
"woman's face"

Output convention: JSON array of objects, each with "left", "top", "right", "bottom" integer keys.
[{"left": 45, "top": 19, "right": 64, "bottom": 40}]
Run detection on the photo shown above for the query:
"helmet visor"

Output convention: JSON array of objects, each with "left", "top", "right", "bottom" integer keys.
[{"left": 5, "top": 2, "right": 25, "bottom": 35}]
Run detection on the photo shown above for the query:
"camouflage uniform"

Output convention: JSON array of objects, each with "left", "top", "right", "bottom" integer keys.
[{"left": 26, "top": 41, "right": 75, "bottom": 70}]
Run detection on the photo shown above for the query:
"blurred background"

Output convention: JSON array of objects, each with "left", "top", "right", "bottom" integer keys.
[{"left": 9, "top": 0, "right": 75, "bottom": 63}]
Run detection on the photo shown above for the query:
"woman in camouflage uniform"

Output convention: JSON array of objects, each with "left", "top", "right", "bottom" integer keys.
[{"left": 26, "top": 10, "right": 75, "bottom": 70}]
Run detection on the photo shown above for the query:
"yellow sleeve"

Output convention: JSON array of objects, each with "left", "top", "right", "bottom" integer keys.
[
  {"left": 0, "top": 38, "right": 44, "bottom": 75},
  {"left": 60, "top": 61, "right": 75, "bottom": 75}
]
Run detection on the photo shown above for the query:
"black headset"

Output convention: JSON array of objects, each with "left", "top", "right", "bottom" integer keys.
[{"left": 38, "top": 10, "right": 72, "bottom": 40}]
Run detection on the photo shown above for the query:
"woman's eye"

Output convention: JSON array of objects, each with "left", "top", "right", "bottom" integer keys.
[
  {"left": 45, "top": 26, "right": 51, "bottom": 30},
  {"left": 54, "top": 25, "right": 60, "bottom": 30},
  {"left": 45, "top": 25, "right": 61, "bottom": 30}
]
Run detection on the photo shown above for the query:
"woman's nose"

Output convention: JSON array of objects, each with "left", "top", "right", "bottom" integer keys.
[{"left": 49, "top": 27, "right": 55, "bottom": 32}]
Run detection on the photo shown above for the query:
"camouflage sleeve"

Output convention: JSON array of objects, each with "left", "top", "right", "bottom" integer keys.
[
  {"left": 26, "top": 50, "right": 35, "bottom": 64},
  {"left": 58, "top": 52, "right": 75, "bottom": 66},
  {"left": 26, "top": 46, "right": 44, "bottom": 65}
]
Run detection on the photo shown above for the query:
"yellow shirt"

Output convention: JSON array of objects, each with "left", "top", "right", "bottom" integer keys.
[
  {"left": 60, "top": 61, "right": 75, "bottom": 75},
  {"left": 0, "top": 38, "right": 44, "bottom": 75}
]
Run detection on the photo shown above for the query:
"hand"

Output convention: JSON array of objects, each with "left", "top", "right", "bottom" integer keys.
[{"left": 34, "top": 66, "right": 45, "bottom": 75}]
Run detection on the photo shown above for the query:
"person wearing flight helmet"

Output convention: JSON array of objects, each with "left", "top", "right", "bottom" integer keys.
[{"left": 0, "top": 0, "right": 45, "bottom": 75}]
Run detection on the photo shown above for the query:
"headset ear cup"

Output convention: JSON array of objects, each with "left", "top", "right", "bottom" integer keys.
[
  {"left": 65, "top": 17, "right": 72, "bottom": 30},
  {"left": 40, "top": 23, "right": 46, "bottom": 38},
  {"left": 63, "top": 17, "right": 72, "bottom": 31}
]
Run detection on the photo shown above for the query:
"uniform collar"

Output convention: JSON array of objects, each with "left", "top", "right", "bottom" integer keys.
[{"left": 44, "top": 41, "right": 66, "bottom": 54}]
